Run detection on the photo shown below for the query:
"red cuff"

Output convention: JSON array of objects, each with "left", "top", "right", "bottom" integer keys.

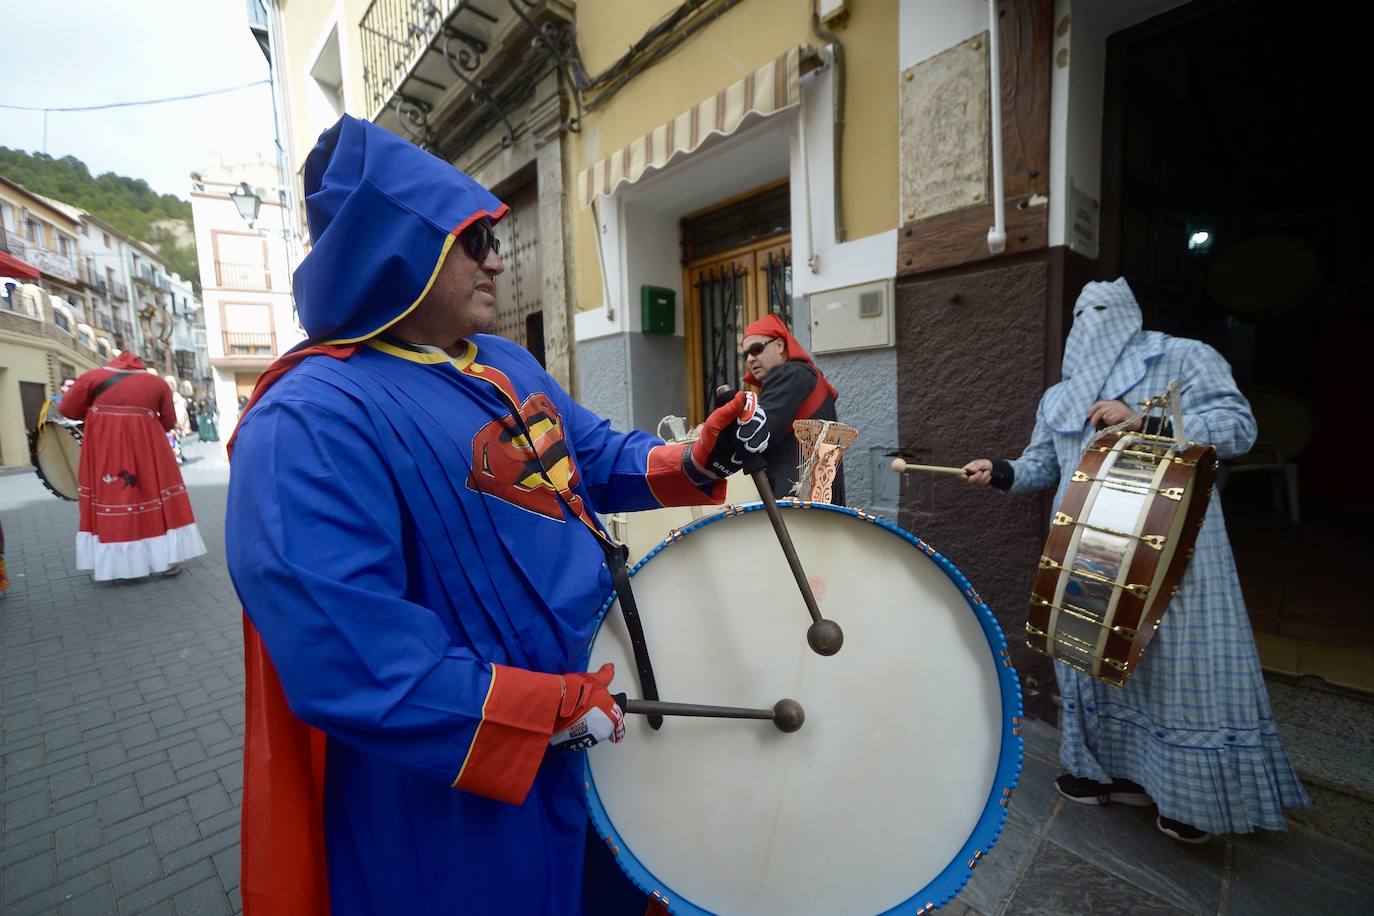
[
  {"left": 452, "top": 665, "right": 563, "bottom": 805},
  {"left": 645, "top": 443, "right": 726, "bottom": 507}
]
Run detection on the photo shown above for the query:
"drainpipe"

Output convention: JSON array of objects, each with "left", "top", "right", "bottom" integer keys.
[
  {"left": 811, "top": 8, "right": 846, "bottom": 243},
  {"left": 986, "top": 0, "right": 1007, "bottom": 255}
]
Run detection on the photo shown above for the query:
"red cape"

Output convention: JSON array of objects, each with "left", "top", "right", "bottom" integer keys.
[{"left": 230, "top": 344, "right": 356, "bottom": 916}]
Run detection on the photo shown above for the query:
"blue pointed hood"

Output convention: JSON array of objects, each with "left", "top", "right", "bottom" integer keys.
[{"left": 292, "top": 114, "right": 508, "bottom": 343}]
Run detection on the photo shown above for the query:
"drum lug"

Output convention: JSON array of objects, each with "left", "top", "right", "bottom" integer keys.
[
  {"left": 1140, "top": 534, "right": 1166, "bottom": 550},
  {"left": 1071, "top": 470, "right": 1093, "bottom": 483},
  {"left": 1160, "top": 487, "right": 1184, "bottom": 501},
  {"left": 1052, "top": 511, "right": 1075, "bottom": 526}
]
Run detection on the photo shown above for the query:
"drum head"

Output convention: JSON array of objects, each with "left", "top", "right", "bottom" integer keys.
[
  {"left": 586, "top": 503, "right": 1022, "bottom": 915},
  {"left": 30, "top": 408, "right": 82, "bottom": 502}
]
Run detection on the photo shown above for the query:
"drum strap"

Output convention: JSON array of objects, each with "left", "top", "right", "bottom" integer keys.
[
  {"left": 470, "top": 375, "right": 665, "bottom": 730},
  {"left": 91, "top": 370, "right": 135, "bottom": 402}
]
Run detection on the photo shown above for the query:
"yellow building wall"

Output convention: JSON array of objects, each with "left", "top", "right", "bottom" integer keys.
[
  {"left": 275, "top": 1, "right": 899, "bottom": 318},
  {"left": 0, "top": 184, "right": 80, "bottom": 242},
  {"left": 0, "top": 334, "right": 98, "bottom": 468},
  {"left": 572, "top": 0, "right": 898, "bottom": 312},
  {"left": 277, "top": 0, "right": 372, "bottom": 181}
]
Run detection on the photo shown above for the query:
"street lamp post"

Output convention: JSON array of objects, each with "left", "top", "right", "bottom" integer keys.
[{"left": 230, "top": 182, "right": 263, "bottom": 228}]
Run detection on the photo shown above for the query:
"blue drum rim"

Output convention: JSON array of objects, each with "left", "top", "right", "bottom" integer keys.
[{"left": 584, "top": 501, "right": 1025, "bottom": 915}]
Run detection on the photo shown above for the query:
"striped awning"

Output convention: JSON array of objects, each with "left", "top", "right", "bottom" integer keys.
[{"left": 577, "top": 46, "right": 804, "bottom": 209}]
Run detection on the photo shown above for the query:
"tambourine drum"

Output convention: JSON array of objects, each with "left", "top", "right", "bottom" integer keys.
[
  {"left": 29, "top": 401, "right": 83, "bottom": 502},
  {"left": 1027, "top": 430, "right": 1216, "bottom": 686},
  {"left": 586, "top": 503, "right": 1022, "bottom": 915}
]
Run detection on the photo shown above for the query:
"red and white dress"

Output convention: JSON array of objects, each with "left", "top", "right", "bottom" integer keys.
[{"left": 58, "top": 354, "right": 207, "bottom": 580}]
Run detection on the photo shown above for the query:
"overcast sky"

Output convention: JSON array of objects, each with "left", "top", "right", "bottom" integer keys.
[{"left": 0, "top": 0, "right": 278, "bottom": 200}]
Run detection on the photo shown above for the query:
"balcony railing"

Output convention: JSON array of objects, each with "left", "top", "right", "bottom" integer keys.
[
  {"left": 223, "top": 330, "right": 276, "bottom": 357},
  {"left": 360, "top": 0, "right": 465, "bottom": 115},
  {"left": 215, "top": 260, "right": 271, "bottom": 290}
]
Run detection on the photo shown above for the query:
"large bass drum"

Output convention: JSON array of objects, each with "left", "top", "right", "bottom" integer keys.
[
  {"left": 29, "top": 401, "right": 83, "bottom": 501},
  {"left": 586, "top": 502, "right": 1023, "bottom": 915}
]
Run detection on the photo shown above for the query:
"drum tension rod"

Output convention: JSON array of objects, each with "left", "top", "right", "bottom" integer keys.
[
  {"left": 614, "top": 694, "right": 805, "bottom": 733},
  {"left": 714, "top": 386, "right": 843, "bottom": 656}
]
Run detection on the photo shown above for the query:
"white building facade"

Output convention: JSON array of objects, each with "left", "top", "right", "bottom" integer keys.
[{"left": 189, "top": 162, "right": 301, "bottom": 425}]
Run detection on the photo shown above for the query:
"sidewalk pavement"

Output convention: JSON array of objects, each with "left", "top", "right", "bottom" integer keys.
[{"left": 3, "top": 437, "right": 1373, "bottom": 915}]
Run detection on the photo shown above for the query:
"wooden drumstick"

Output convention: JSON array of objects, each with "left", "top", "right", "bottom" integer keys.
[
  {"left": 891, "top": 457, "right": 974, "bottom": 477},
  {"left": 714, "top": 386, "right": 844, "bottom": 657},
  {"left": 614, "top": 695, "right": 805, "bottom": 733}
]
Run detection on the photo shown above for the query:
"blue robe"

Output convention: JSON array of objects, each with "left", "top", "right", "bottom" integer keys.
[
  {"left": 1006, "top": 279, "right": 1309, "bottom": 833},
  {"left": 228, "top": 335, "right": 710, "bottom": 913}
]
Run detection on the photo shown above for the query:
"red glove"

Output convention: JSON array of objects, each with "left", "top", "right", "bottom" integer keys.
[
  {"left": 550, "top": 663, "right": 626, "bottom": 751},
  {"left": 686, "top": 390, "right": 770, "bottom": 482}
]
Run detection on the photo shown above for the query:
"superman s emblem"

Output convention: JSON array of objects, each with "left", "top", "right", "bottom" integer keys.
[{"left": 468, "top": 392, "right": 585, "bottom": 521}]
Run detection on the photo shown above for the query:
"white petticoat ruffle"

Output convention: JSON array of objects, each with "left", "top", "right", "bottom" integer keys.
[{"left": 76, "top": 524, "right": 208, "bottom": 581}]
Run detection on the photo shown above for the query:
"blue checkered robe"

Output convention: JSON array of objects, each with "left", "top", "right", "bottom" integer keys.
[{"left": 1006, "top": 280, "right": 1309, "bottom": 834}]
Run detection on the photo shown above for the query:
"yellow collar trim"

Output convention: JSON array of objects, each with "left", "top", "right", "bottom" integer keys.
[{"left": 364, "top": 337, "right": 478, "bottom": 370}]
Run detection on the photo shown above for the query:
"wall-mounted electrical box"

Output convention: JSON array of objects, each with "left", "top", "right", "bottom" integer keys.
[
  {"left": 640, "top": 285, "right": 675, "bottom": 335},
  {"left": 809, "top": 278, "right": 894, "bottom": 354}
]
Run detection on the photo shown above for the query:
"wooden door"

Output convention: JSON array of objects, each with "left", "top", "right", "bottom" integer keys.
[{"left": 683, "top": 235, "right": 791, "bottom": 423}]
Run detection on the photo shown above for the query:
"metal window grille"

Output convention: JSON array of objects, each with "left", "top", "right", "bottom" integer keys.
[
  {"left": 696, "top": 265, "right": 748, "bottom": 411},
  {"left": 764, "top": 248, "right": 793, "bottom": 327}
]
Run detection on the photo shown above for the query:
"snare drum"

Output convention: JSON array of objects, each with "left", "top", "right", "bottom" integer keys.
[
  {"left": 1027, "top": 429, "right": 1216, "bottom": 685},
  {"left": 586, "top": 502, "right": 1022, "bottom": 915},
  {"left": 29, "top": 400, "right": 83, "bottom": 502}
]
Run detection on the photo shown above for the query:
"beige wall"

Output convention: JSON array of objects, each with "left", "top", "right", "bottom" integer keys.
[
  {"left": 572, "top": 0, "right": 898, "bottom": 313},
  {"left": 0, "top": 322, "right": 100, "bottom": 468}
]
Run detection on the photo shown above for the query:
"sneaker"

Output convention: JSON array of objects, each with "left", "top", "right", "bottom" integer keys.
[
  {"left": 155, "top": 564, "right": 183, "bottom": 578},
  {"left": 1157, "top": 815, "right": 1212, "bottom": 844},
  {"left": 1055, "top": 774, "right": 1153, "bottom": 806}
]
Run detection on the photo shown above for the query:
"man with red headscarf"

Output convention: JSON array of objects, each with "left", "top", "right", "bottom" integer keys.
[
  {"left": 57, "top": 352, "right": 207, "bottom": 580},
  {"left": 741, "top": 314, "right": 843, "bottom": 502}
]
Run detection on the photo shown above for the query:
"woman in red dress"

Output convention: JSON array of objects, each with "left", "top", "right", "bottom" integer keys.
[{"left": 58, "top": 352, "right": 207, "bottom": 580}]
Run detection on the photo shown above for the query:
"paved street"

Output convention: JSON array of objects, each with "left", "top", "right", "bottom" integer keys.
[
  {"left": 2, "top": 440, "right": 243, "bottom": 915},
  {"left": 3, "top": 437, "right": 1373, "bottom": 915}
]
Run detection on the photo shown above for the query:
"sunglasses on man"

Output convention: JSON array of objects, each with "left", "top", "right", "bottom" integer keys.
[
  {"left": 742, "top": 338, "right": 781, "bottom": 359},
  {"left": 458, "top": 220, "right": 502, "bottom": 263}
]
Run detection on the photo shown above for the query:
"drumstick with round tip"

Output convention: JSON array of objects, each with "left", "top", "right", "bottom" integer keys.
[
  {"left": 714, "top": 385, "right": 844, "bottom": 657},
  {"left": 890, "top": 457, "right": 974, "bottom": 477},
  {"left": 614, "top": 694, "right": 805, "bottom": 733}
]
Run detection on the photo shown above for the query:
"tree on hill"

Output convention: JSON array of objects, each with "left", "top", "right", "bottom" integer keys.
[{"left": 0, "top": 147, "right": 198, "bottom": 283}]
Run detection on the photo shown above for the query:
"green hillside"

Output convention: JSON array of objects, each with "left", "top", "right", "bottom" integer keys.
[{"left": 0, "top": 147, "right": 198, "bottom": 283}]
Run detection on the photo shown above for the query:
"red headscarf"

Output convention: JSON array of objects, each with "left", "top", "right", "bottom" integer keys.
[
  {"left": 742, "top": 314, "right": 838, "bottom": 402},
  {"left": 109, "top": 351, "right": 147, "bottom": 371}
]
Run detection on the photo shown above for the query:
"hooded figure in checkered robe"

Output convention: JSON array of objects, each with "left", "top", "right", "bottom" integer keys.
[{"left": 1001, "top": 277, "right": 1309, "bottom": 834}]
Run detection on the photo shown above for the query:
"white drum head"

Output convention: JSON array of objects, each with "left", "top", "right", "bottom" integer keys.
[{"left": 586, "top": 504, "right": 1022, "bottom": 915}]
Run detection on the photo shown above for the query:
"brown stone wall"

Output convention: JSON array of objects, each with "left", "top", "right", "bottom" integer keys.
[{"left": 894, "top": 256, "right": 1058, "bottom": 719}]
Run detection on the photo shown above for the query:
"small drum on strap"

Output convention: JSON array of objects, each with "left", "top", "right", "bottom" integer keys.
[
  {"left": 1026, "top": 382, "right": 1217, "bottom": 686},
  {"left": 29, "top": 400, "right": 83, "bottom": 501},
  {"left": 586, "top": 502, "right": 1022, "bottom": 915}
]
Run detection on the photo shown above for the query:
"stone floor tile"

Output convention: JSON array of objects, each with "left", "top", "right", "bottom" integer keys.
[
  {"left": 1047, "top": 795, "right": 1224, "bottom": 915},
  {"left": 1003, "top": 841, "right": 1187, "bottom": 916},
  {"left": 1229, "top": 825, "right": 1374, "bottom": 915}
]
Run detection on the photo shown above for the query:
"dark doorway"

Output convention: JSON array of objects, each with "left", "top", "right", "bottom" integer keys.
[
  {"left": 20, "top": 381, "right": 47, "bottom": 432},
  {"left": 1102, "top": 1, "right": 1373, "bottom": 654},
  {"left": 525, "top": 311, "right": 546, "bottom": 368}
]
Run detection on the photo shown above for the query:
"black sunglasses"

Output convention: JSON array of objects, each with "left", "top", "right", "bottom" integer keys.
[
  {"left": 459, "top": 220, "right": 501, "bottom": 263},
  {"left": 742, "top": 338, "right": 780, "bottom": 359}
]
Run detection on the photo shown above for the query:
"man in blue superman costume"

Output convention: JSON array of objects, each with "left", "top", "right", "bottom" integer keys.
[{"left": 225, "top": 115, "right": 768, "bottom": 915}]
